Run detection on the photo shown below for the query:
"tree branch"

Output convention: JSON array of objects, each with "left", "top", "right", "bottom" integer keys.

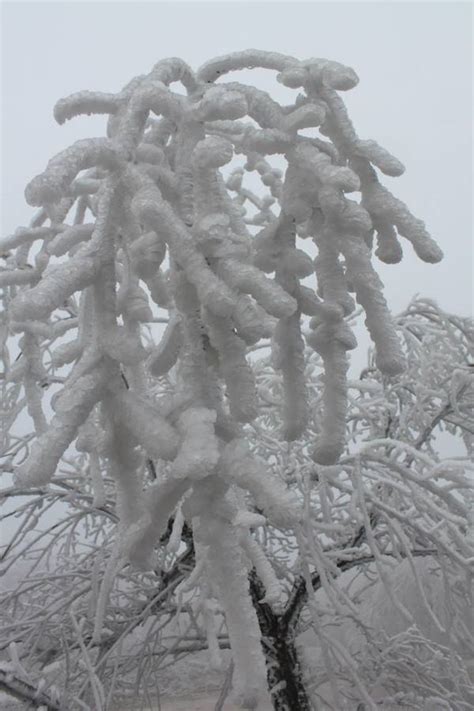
[{"left": 0, "top": 669, "right": 62, "bottom": 710}]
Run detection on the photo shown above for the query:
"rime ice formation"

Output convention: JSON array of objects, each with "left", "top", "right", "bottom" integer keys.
[{"left": 1, "top": 51, "right": 442, "bottom": 707}]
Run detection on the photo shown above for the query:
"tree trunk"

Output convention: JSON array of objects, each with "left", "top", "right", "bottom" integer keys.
[
  {"left": 261, "top": 631, "right": 312, "bottom": 711},
  {"left": 249, "top": 571, "right": 312, "bottom": 711}
]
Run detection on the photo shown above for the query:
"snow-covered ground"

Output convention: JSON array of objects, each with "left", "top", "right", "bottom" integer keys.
[
  {"left": 0, "top": 693, "right": 271, "bottom": 710},
  {"left": 124, "top": 693, "right": 273, "bottom": 710},
  {"left": 0, "top": 693, "right": 272, "bottom": 710},
  {"left": 0, "top": 691, "right": 261, "bottom": 710}
]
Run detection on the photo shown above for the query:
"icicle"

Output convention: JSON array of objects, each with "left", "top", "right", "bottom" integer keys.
[
  {"left": 129, "top": 230, "right": 166, "bottom": 279},
  {"left": 10, "top": 249, "right": 100, "bottom": 322},
  {"left": 220, "top": 439, "right": 302, "bottom": 527},
  {"left": 11, "top": 180, "right": 117, "bottom": 322},
  {"left": 307, "top": 322, "right": 354, "bottom": 465},
  {"left": 102, "top": 325, "right": 148, "bottom": 366},
  {"left": 204, "top": 308, "right": 258, "bottom": 423},
  {"left": 216, "top": 258, "right": 297, "bottom": 319},
  {"left": 196, "top": 516, "right": 267, "bottom": 708},
  {"left": 131, "top": 182, "right": 237, "bottom": 317},
  {"left": 199, "top": 581, "right": 224, "bottom": 670},
  {"left": 15, "top": 368, "right": 107, "bottom": 486},
  {"left": 25, "top": 138, "right": 120, "bottom": 206},
  {"left": 171, "top": 407, "right": 220, "bottom": 479},
  {"left": 372, "top": 216, "right": 403, "bottom": 264},
  {"left": 0, "top": 268, "right": 38, "bottom": 288},
  {"left": 101, "top": 407, "right": 145, "bottom": 527},
  {"left": 358, "top": 163, "right": 444, "bottom": 264},
  {"left": 111, "top": 389, "right": 179, "bottom": 461},
  {"left": 0, "top": 225, "right": 61, "bottom": 253},
  {"left": 353, "top": 138, "right": 405, "bottom": 177},
  {"left": 117, "top": 283, "right": 153, "bottom": 322},
  {"left": 54, "top": 90, "right": 121, "bottom": 125},
  {"left": 241, "top": 534, "right": 283, "bottom": 606},
  {"left": 171, "top": 274, "right": 223, "bottom": 409},
  {"left": 272, "top": 312, "right": 308, "bottom": 440},
  {"left": 198, "top": 49, "right": 298, "bottom": 84},
  {"left": 20, "top": 333, "right": 48, "bottom": 434},
  {"left": 124, "top": 476, "right": 189, "bottom": 570},
  {"left": 191, "top": 86, "right": 248, "bottom": 122},
  {"left": 312, "top": 225, "right": 354, "bottom": 316},
  {"left": 340, "top": 233, "right": 406, "bottom": 375},
  {"left": 47, "top": 224, "right": 94, "bottom": 257},
  {"left": 269, "top": 214, "right": 311, "bottom": 441},
  {"left": 232, "top": 295, "right": 273, "bottom": 345}
]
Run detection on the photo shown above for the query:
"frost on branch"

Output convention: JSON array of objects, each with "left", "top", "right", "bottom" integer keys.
[{"left": 1, "top": 51, "right": 443, "bottom": 707}]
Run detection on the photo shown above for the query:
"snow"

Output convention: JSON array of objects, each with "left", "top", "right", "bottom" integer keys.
[
  {"left": 127, "top": 694, "right": 273, "bottom": 710},
  {"left": 0, "top": 691, "right": 268, "bottom": 710}
]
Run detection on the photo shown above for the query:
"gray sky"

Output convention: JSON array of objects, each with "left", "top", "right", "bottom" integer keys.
[{"left": 2, "top": 0, "right": 472, "bottom": 317}]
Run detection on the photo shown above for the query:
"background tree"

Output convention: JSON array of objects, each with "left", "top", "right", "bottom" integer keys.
[{"left": 0, "top": 52, "right": 471, "bottom": 710}]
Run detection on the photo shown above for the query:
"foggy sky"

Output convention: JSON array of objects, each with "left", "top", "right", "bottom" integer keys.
[{"left": 2, "top": 1, "right": 472, "bottom": 317}]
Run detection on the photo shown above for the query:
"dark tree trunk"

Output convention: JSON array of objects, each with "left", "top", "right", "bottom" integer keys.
[
  {"left": 261, "top": 631, "right": 312, "bottom": 711},
  {"left": 246, "top": 524, "right": 375, "bottom": 709},
  {"left": 249, "top": 571, "right": 312, "bottom": 711}
]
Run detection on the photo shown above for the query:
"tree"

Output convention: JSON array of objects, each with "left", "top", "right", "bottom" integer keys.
[{"left": 0, "top": 51, "right": 472, "bottom": 710}]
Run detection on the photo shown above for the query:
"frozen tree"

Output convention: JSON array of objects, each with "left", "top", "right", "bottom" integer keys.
[
  {"left": 1, "top": 298, "right": 473, "bottom": 709},
  {"left": 1, "top": 51, "right": 471, "bottom": 710}
]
